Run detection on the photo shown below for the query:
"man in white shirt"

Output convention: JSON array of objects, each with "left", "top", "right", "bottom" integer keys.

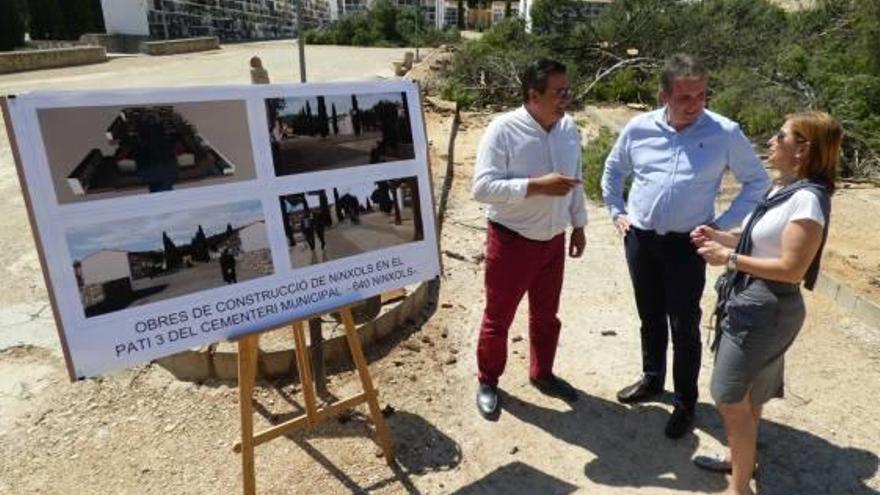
[{"left": 472, "top": 59, "right": 588, "bottom": 420}]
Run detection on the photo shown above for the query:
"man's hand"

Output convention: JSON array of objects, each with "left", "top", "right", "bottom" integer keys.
[
  {"left": 569, "top": 227, "right": 586, "bottom": 258},
  {"left": 613, "top": 214, "right": 632, "bottom": 237},
  {"left": 527, "top": 173, "right": 581, "bottom": 197},
  {"left": 689, "top": 224, "right": 718, "bottom": 247}
]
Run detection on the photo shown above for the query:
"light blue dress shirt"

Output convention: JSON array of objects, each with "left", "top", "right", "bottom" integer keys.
[{"left": 601, "top": 108, "right": 770, "bottom": 234}]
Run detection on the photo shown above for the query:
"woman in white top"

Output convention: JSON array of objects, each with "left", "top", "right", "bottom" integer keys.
[{"left": 688, "top": 111, "right": 843, "bottom": 495}]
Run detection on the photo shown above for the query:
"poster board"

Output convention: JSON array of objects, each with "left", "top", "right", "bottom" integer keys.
[{"left": 2, "top": 80, "right": 440, "bottom": 380}]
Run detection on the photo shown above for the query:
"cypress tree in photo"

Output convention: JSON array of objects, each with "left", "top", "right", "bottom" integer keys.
[{"left": 316, "top": 96, "right": 330, "bottom": 138}]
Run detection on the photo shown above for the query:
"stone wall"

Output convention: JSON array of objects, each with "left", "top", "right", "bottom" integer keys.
[
  {"left": 0, "top": 46, "right": 107, "bottom": 75},
  {"left": 139, "top": 37, "right": 220, "bottom": 56},
  {"left": 80, "top": 33, "right": 150, "bottom": 54}
]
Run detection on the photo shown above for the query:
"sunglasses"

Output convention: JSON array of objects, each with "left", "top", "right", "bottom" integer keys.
[
  {"left": 776, "top": 128, "right": 808, "bottom": 143},
  {"left": 549, "top": 87, "right": 572, "bottom": 99}
]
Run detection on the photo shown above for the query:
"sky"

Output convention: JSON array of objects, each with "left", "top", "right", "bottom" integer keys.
[
  {"left": 66, "top": 200, "right": 264, "bottom": 261},
  {"left": 282, "top": 181, "right": 379, "bottom": 212},
  {"left": 273, "top": 91, "right": 406, "bottom": 120}
]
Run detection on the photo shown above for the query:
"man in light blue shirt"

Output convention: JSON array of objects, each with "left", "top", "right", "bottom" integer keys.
[{"left": 601, "top": 54, "right": 769, "bottom": 438}]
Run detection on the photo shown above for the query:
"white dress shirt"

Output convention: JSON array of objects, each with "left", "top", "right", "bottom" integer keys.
[{"left": 472, "top": 106, "right": 588, "bottom": 241}]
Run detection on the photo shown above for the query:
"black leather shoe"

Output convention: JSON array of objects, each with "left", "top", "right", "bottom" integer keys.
[
  {"left": 693, "top": 452, "right": 759, "bottom": 478},
  {"left": 530, "top": 375, "right": 578, "bottom": 403},
  {"left": 665, "top": 405, "right": 695, "bottom": 439},
  {"left": 616, "top": 377, "right": 663, "bottom": 404},
  {"left": 476, "top": 383, "right": 500, "bottom": 420}
]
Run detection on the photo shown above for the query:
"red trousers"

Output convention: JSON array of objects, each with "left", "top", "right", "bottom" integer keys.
[{"left": 477, "top": 222, "right": 566, "bottom": 386}]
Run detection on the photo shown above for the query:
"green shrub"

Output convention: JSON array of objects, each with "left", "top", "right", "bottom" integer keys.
[
  {"left": 305, "top": 2, "right": 459, "bottom": 48},
  {"left": 582, "top": 127, "right": 618, "bottom": 201},
  {"left": 28, "top": 0, "right": 103, "bottom": 40},
  {"left": 440, "top": 0, "right": 880, "bottom": 178},
  {"left": 591, "top": 67, "right": 656, "bottom": 104},
  {"left": 0, "top": 0, "right": 25, "bottom": 51}
]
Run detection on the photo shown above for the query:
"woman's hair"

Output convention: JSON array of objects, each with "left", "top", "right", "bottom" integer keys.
[{"left": 787, "top": 111, "right": 843, "bottom": 195}]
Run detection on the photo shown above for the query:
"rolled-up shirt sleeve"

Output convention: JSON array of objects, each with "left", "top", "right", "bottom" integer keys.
[
  {"left": 472, "top": 121, "right": 529, "bottom": 204},
  {"left": 714, "top": 125, "right": 771, "bottom": 230},
  {"left": 569, "top": 139, "right": 588, "bottom": 228},
  {"left": 601, "top": 130, "right": 632, "bottom": 220}
]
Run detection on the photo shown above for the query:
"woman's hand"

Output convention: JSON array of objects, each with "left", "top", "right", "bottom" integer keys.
[
  {"left": 696, "top": 241, "right": 732, "bottom": 266},
  {"left": 690, "top": 224, "right": 718, "bottom": 247}
]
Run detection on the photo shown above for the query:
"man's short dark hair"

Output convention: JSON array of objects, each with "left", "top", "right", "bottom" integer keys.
[
  {"left": 660, "top": 54, "right": 707, "bottom": 93},
  {"left": 522, "top": 58, "right": 567, "bottom": 103}
]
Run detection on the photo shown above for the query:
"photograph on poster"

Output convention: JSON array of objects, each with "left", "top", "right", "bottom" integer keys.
[
  {"left": 279, "top": 175, "right": 424, "bottom": 268},
  {"left": 67, "top": 200, "right": 273, "bottom": 317},
  {"left": 38, "top": 100, "right": 257, "bottom": 204},
  {"left": 266, "top": 91, "right": 415, "bottom": 176}
]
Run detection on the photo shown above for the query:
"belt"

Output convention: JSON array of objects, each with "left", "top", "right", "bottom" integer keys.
[
  {"left": 631, "top": 226, "right": 691, "bottom": 239},
  {"left": 488, "top": 221, "right": 556, "bottom": 242}
]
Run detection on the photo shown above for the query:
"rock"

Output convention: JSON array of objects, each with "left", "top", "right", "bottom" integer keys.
[
  {"left": 402, "top": 342, "right": 421, "bottom": 352},
  {"left": 445, "top": 357, "right": 457, "bottom": 365},
  {"left": 601, "top": 330, "right": 618, "bottom": 337},
  {"left": 509, "top": 446, "right": 518, "bottom": 455}
]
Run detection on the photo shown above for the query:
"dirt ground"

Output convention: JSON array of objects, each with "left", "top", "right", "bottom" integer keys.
[{"left": 1, "top": 47, "right": 880, "bottom": 494}]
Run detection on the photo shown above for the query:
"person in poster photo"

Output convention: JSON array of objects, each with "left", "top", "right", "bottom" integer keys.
[{"left": 472, "top": 58, "right": 588, "bottom": 420}]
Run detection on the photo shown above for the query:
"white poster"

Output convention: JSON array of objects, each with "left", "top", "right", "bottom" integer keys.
[{"left": 2, "top": 81, "right": 440, "bottom": 380}]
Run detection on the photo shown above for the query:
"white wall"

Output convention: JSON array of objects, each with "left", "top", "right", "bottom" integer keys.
[
  {"left": 81, "top": 250, "right": 132, "bottom": 285},
  {"left": 239, "top": 222, "right": 269, "bottom": 252},
  {"left": 101, "top": 0, "right": 150, "bottom": 36}
]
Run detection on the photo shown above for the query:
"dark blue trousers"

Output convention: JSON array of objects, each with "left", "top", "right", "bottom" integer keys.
[{"left": 624, "top": 227, "right": 706, "bottom": 409}]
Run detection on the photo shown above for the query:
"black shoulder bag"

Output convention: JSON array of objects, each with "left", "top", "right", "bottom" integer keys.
[{"left": 711, "top": 179, "right": 831, "bottom": 351}]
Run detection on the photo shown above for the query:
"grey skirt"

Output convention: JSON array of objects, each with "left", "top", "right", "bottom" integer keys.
[{"left": 711, "top": 278, "right": 806, "bottom": 405}]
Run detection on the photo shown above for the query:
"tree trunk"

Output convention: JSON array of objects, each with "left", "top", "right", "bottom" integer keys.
[{"left": 457, "top": 0, "right": 465, "bottom": 30}]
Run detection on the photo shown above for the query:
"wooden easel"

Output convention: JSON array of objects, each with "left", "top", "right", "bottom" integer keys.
[{"left": 232, "top": 306, "right": 395, "bottom": 495}]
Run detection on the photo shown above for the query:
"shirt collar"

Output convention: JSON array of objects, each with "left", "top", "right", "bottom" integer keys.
[
  {"left": 517, "top": 105, "right": 563, "bottom": 134},
  {"left": 655, "top": 106, "right": 707, "bottom": 134}
]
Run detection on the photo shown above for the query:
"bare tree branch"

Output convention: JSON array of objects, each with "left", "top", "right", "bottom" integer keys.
[{"left": 577, "top": 57, "right": 659, "bottom": 101}]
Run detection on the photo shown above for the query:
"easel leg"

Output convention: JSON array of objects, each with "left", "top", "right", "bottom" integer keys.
[
  {"left": 237, "top": 334, "right": 259, "bottom": 495},
  {"left": 292, "top": 321, "right": 319, "bottom": 424},
  {"left": 340, "top": 308, "right": 395, "bottom": 464}
]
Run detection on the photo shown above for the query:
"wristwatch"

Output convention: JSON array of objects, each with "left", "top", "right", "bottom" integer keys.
[{"left": 726, "top": 252, "right": 739, "bottom": 271}]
